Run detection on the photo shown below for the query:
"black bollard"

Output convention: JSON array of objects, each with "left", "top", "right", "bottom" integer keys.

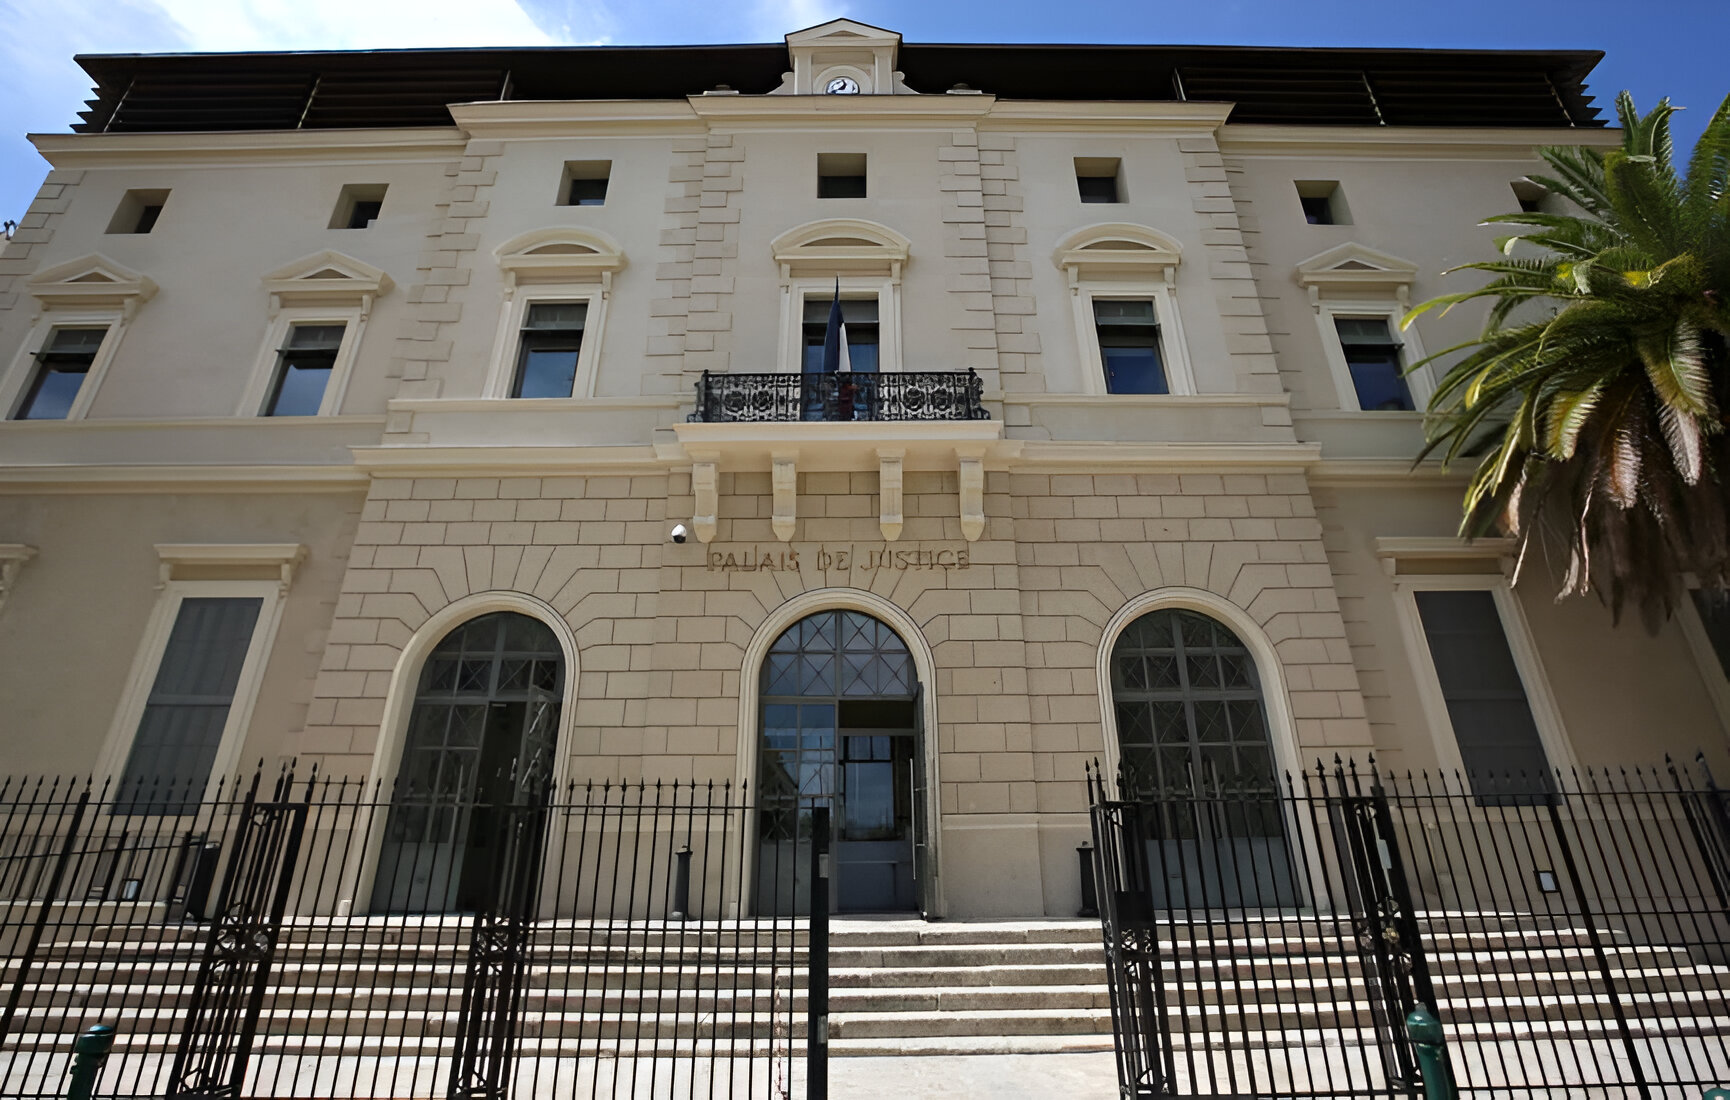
[
  {"left": 65, "top": 1024, "right": 114, "bottom": 1100},
  {"left": 1077, "top": 842, "right": 1099, "bottom": 918}
]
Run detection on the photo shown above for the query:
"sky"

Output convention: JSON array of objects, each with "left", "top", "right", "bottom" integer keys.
[{"left": 0, "top": 0, "right": 1726, "bottom": 223}]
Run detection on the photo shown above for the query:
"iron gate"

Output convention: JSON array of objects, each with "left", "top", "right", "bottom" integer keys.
[
  {"left": 0, "top": 769, "right": 828, "bottom": 1099},
  {"left": 1088, "top": 758, "right": 1730, "bottom": 1098}
]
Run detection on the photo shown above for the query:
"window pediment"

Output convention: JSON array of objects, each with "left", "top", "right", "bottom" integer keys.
[
  {"left": 494, "top": 227, "right": 625, "bottom": 292},
  {"left": 772, "top": 218, "right": 911, "bottom": 281},
  {"left": 1054, "top": 224, "right": 1183, "bottom": 287},
  {"left": 28, "top": 254, "right": 157, "bottom": 317},
  {"left": 263, "top": 250, "right": 393, "bottom": 316},
  {"left": 1295, "top": 243, "right": 1419, "bottom": 305}
]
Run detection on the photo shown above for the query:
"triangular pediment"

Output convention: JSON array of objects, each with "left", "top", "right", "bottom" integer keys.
[
  {"left": 27, "top": 253, "right": 156, "bottom": 310},
  {"left": 264, "top": 250, "right": 391, "bottom": 290},
  {"left": 1295, "top": 242, "right": 1419, "bottom": 286},
  {"left": 786, "top": 19, "right": 901, "bottom": 46}
]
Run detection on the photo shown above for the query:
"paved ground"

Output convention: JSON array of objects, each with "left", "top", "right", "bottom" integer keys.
[{"left": 830, "top": 1053, "right": 1119, "bottom": 1098}]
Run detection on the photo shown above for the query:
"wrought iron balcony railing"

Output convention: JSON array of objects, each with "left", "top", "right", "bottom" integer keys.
[{"left": 689, "top": 370, "right": 990, "bottom": 423}]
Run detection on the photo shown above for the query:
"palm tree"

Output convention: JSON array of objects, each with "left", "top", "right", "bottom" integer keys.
[{"left": 1408, "top": 91, "right": 1730, "bottom": 629}]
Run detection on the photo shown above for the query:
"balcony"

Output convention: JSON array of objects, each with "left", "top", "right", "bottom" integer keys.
[{"left": 690, "top": 370, "right": 990, "bottom": 423}]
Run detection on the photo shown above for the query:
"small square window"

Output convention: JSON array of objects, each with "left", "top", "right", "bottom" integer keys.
[
  {"left": 1075, "top": 158, "right": 1122, "bottom": 204},
  {"left": 329, "top": 184, "right": 387, "bottom": 229},
  {"left": 513, "top": 303, "right": 587, "bottom": 398},
  {"left": 1335, "top": 317, "right": 1413, "bottom": 411},
  {"left": 1093, "top": 299, "right": 1167, "bottom": 395},
  {"left": 106, "top": 189, "right": 170, "bottom": 235},
  {"left": 818, "top": 154, "right": 867, "bottom": 199},
  {"left": 264, "top": 324, "right": 345, "bottom": 416},
  {"left": 560, "top": 161, "right": 611, "bottom": 206},
  {"left": 1295, "top": 180, "right": 1349, "bottom": 225},
  {"left": 1511, "top": 179, "right": 1550, "bottom": 214},
  {"left": 15, "top": 327, "right": 108, "bottom": 420}
]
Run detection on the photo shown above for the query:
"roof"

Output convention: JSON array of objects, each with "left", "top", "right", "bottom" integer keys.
[{"left": 70, "top": 41, "right": 1605, "bottom": 134}]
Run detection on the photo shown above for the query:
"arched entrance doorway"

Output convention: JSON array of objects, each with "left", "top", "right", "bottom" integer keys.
[
  {"left": 1108, "top": 606, "right": 1296, "bottom": 906},
  {"left": 371, "top": 611, "right": 563, "bottom": 913},
  {"left": 756, "top": 609, "right": 928, "bottom": 915}
]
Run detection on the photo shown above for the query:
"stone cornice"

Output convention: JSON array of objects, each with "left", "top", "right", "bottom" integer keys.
[
  {"left": 31, "top": 128, "right": 468, "bottom": 168},
  {"left": 1218, "top": 123, "right": 1623, "bottom": 159}
]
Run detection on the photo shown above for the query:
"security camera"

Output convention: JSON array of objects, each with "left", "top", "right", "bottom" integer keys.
[{"left": 670, "top": 523, "right": 689, "bottom": 544}]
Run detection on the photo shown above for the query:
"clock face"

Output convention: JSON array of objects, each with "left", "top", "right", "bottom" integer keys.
[{"left": 824, "top": 76, "right": 861, "bottom": 95}]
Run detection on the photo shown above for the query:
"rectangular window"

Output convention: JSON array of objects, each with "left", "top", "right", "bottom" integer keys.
[
  {"left": 561, "top": 160, "right": 611, "bottom": 206},
  {"left": 512, "top": 303, "right": 587, "bottom": 398},
  {"left": 801, "top": 297, "right": 879, "bottom": 373},
  {"left": 1093, "top": 299, "right": 1168, "bottom": 394},
  {"left": 1511, "top": 179, "right": 1549, "bottom": 214},
  {"left": 1075, "top": 157, "right": 1122, "bottom": 204},
  {"left": 1691, "top": 590, "right": 1730, "bottom": 681},
  {"left": 1413, "top": 589, "right": 1553, "bottom": 801},
  {"left": 1335, "top": 317, "right": 1413, "bottom": 411},
  {"left": 264, "top": 323, "right": 345, "bottom": 416},
  {"left": 116, "top": 596, "right": 264, "bottom": 808},
  {"left": 15, "top": 327, "right": 108, "bottom": 420},
  {"left": 817, "top": 154, "right": 867, "bottom": 199},
  {"left": 106, "top": 189, "right": 170, "bottom": 235},
  {"left": 329, "top": 184, "right": 387, "bottom": 229},
  {"left": 1296, "top": 180, "right": 1348, "bottom": 225}
]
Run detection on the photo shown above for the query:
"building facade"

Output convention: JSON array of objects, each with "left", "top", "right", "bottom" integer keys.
[{"left": 2, "top": 21, "right": 1727, "bottom": 920}]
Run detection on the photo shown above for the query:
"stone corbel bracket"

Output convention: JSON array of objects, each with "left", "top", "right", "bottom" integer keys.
[
  {"left": 0, "top": 545, "right": 38, "bottom": 614},
  {"left": 956, "top": 446, "right": 987, "bottom": 542},
  {"left": 690, "top": 459, "right": 720, "bottom": 544},
  {"left": 877, "top": 449, "right": 905, "bottom": 542},
  {"left": 771, "top": 453, "right": 799, "bottom": 542},
  {"left": 155, "top": 543, "right": 309, "bottom": 595}
]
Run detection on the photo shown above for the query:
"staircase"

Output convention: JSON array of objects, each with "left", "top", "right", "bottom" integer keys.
[{"left": 5, "top": 911, "right": 1730, "bottom": 1074}]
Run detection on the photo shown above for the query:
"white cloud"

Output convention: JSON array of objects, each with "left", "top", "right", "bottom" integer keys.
[
  {"left": 149, "top": 0, "right": 560, "bottom": 51},
  {"left": 750, "top": 0, "right": 847, "bottom": 41}
]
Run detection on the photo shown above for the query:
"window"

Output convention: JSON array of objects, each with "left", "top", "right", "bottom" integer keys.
[
  {"left": 1334, "top": 317, "right": 1413, "bottom": 411},
  {"left": 801, "top": 296, "right": 879, "bottom": 373},
  {"left": 560, "top": 161, "right": 611, "bottom": 206},
  {"left": 1093, "top": 299, "right": 1167, "bottom": 394},
  {"left": 1412, "top": 588, "right": 1554, "bottom": 802},
  {"left": 818, "top": 154, "right": 867, "bottom": 199},
  {"left": 116, "top": 596, "right": 264, "bottom": 805},
  {"left": 14, "top": 327, "right": 108, "bottom": 420},
  {"left": 1295, "top": 180, "right": 1349, "bottom": 225},
  {"left": 106, "top": 189, "right": 170, "bottom": 235},
  {"left": 1075, "top": 158, "right": 1122, "bottom": 204},
  {"left": 1690, "top": 591, "right": 1730, "bottom": 682},
  {"left": 512, "top": 303, "right": 587, "bottom": 398},
  {"left": 264, "top": 324, "right": 345, "bottom": 416},
  {"left": 1511, "top": 179, "right": 1550, "bottom": 214},
  {"left": 329, "top": 184, "right": 388, "bottom": 230}
]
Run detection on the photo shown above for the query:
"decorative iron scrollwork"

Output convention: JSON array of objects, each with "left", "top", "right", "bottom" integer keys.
[{"left": 690, "top": 370, "right": 991, "bottom": 423}]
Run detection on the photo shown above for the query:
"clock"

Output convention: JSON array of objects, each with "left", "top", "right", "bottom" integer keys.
[{"left": 824, "top": 76, "right": 861, "bottom": 95}]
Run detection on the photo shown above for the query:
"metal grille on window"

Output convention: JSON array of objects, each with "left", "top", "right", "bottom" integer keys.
[
  {"left": 512, "top": 303, "right": 587, "bottom": 399},
  {"left": 116, "top": 596, "right": 263, "bottom": 810},
  {"left": 16, "top": 327, "right": 107, "bottom": 420},
  {"left": 1093, "top": 299, "right": 1167, "bottom": 395},
  {"left": 1336, "top": 316, "right": 1414, "bottom": 411},
  {"left": 265, "top": 324, "right": 345, "bottom": 416},
  {"left": 1413, "top": 589, "right": 1553, "bottom": 801}
]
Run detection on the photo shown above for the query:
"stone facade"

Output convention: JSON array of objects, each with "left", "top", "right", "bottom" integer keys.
[{"left": 2, "top": 22, "right": 1726, "bottom": 918}]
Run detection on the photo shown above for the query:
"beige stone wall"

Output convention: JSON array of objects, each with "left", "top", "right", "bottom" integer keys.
[{"left": 0, "top": 490, "right": 360, "bottom": 774}]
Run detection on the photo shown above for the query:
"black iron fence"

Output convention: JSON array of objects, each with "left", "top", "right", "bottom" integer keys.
[
  {"left": 0, "top": 769, "right": 826, "bottom": 1099},
  {"left": 1088, "top": 758, "right": 1730, "bottom": 1099},
  {"left": 689, "top": 370, "right": 991, "bottom": 423}
]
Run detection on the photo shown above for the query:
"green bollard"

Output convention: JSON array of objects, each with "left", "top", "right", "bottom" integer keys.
[
  {"left": 64, "top": 1024, "right": 114, "bottom": 1100},
  {"left": 1406, "top": 1007, "right": 1458, "bottom": 1100},
  {"left": 1704, "top": 1089, "right": 1730, "bottom": 1099}
]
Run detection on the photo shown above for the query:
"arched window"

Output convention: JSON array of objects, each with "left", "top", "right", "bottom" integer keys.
[
  {"left": 1108, "top": 606, "right": 1294, "bottom": 906},
  {"left": 373, "top": 611, "right": 563, "bottom": 912}
]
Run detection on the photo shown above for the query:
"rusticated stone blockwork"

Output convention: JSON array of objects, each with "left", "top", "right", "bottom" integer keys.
[{"left": 299, "top": 468, "right": 1370, "bottom": 801}]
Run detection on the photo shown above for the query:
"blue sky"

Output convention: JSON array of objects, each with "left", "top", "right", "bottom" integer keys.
[{"left": 1, "top": 0, "right": 1725, "bottom": 223}]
